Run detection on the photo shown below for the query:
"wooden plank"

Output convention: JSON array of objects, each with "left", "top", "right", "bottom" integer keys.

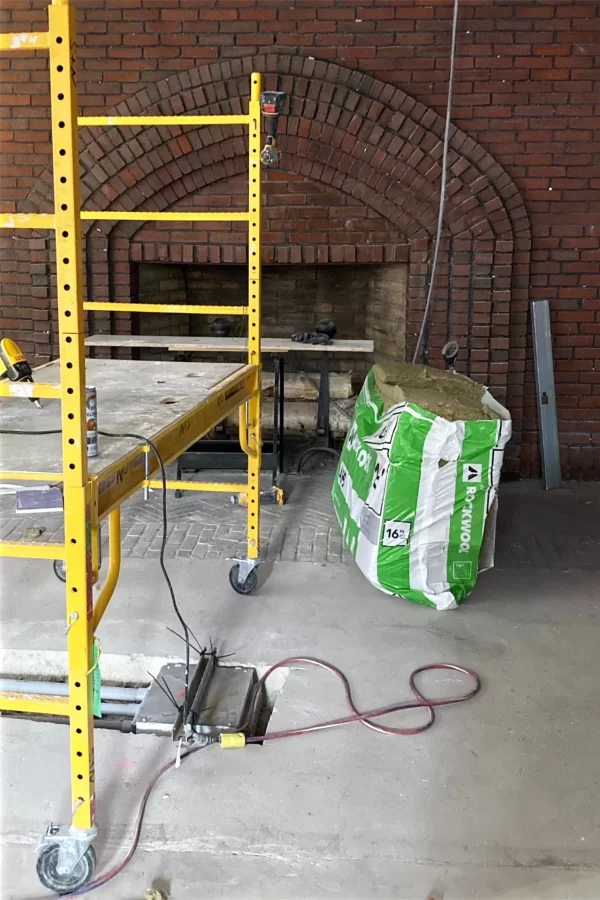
[
  {"left": 0, "top": 359, "right": 244, "bottom": 476},
  {"left": 228, "top": 401, "right": 352, "bottom": 438},
  {"left": 85, "top": 334, "right": 374, "bottom": 354},
  {"left": 261, "top": 372, "right": 352, "bottom": 400}
]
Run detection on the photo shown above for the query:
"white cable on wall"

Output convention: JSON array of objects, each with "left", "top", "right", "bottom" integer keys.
[{"left": 412, "top": 0, "right": 461, "bottom": 365}]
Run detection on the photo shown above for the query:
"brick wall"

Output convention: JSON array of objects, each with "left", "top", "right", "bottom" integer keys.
[
  {"left": 132, "top": 170, "right": 407, "bottom": 263},
  {"left": 138, "top": 262, "right": 189, "bottom": 336},
  {"left": 366, "top": 265, "right": 408, "bottom": 365},
  {"left": 1, "top": 0, "right": 599, "bottom": 478}
]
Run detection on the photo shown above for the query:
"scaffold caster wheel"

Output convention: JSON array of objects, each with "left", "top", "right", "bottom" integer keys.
[
  {"left": 36, "top": 843, "right": 96, "bottom": 894},
  {"left": 229, "top": 564, "right": 260, "bottom": 595},
  {"left": 53, "top": 559, "right": 66, "bottom": 583}
]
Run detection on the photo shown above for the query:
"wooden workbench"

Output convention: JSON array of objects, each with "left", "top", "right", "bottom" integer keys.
[
  {"left": 0, "top": 359, "right": 245, "bottom": 476},
  {"left": 85, "top": 335, "right": 374, "bottom": 355},
  {"left": 82, "top": 334, "right": 374, "bottom": 479}
]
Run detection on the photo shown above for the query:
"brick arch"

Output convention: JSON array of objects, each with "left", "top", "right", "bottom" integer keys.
[
  {"left": 126, "top": 159, "right": 410, "bottom": 265},
  {"left": 29, "top": 65, "right": 521, "bottom": 244},
  {"left": 28, "top": 53, "right": 531, "bottom": 472},
  {"left": 88, "top": 152, "right": 411, "bottom": 350}
]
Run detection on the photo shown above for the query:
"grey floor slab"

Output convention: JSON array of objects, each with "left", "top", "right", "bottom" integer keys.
[
  {"left": 2, "top": 474, "right": 600, "bottom": 898},
  {"left": 2, "top": 546, "right": 600, "bottom": 898}
]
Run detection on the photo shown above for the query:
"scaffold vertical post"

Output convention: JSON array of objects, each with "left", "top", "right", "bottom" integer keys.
[
  {"left": 48, "top": 0, "right": 96, "bottom": 832},
  {"left": 247, "top": 73, "right": 262, "bottom": 561}
]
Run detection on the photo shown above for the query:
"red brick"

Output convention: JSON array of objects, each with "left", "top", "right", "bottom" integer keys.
[
  {"left": 516, "top": 5, "right": 556, "bottom": 18},
  {"left": 161, "top": 9, "right": 201, "bottom": 21},
  {"left": 357, "top": 7, "right": 394, "bottom": 18}
]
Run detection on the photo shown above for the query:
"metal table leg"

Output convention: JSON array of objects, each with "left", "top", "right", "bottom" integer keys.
[
  {"left": 262, "top": 355, "right": 285, "bottom": 503},
  {"left": 175, "top": 456, "right": 183, "bottom": 499},
  {"left": 273, "top": 354, "right": 285, "bottom": 479},
  {"left": 215, "top": 351, "right": 227, "bottom": 437},
  {"left": 316, "top": 351, "right": 331, "bottom": 445},
  {"left": 279, "top": 355, "right": 285, "bottom": 476},
  {"left": 296, "top": 350, "right": 340, "bottom": 473},
  {"left": 272, "top": 355, "right": 280, "bottom": 486}
]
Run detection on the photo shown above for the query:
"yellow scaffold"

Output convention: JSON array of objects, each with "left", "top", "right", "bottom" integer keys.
[{"left": 0, "top": 0, "right": 267, "bottom": 890}]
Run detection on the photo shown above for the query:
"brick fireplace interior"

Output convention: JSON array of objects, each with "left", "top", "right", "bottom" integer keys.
[{"left": 136, "top": 261, "right": 407, "bottom": 380}]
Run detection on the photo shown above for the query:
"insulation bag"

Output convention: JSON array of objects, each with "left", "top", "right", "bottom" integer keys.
[{"left": 332, "top": 364, "right": 511, "bottom": 610}]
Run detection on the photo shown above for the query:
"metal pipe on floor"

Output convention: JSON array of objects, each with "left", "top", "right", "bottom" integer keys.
[
  {"left": 101, "top": 702, "right": 140, "bottom": 717},
  {"left": 0, "top": 679, "right": 146, "bottom": 703},
  {"left": 102, "top": 685, "right": 146, "bottom": 702}
]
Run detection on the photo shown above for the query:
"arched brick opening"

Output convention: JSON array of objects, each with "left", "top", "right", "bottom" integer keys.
[{"left": 26, "top": 54, "right": 530, "bottom": 473}]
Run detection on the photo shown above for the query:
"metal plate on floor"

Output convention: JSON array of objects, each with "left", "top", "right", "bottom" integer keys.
[{"left": 133, "top": 662, "right": 257, "bottom": 737}]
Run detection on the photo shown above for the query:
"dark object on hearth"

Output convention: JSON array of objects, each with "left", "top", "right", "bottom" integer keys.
[
  {"left": 291, "top": 331, "right": 332, "bottom": 346},
  {"left": 210, "top": 317, "right": 232, "bottom": 338},
  {"left": 442, "top": 340, "right": 460, "bottom": 372},
  {"left": 315, "top": 319, "right": 337, "bottom": 340}
]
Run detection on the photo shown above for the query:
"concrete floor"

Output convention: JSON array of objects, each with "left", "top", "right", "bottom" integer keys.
[{"left": 2, "top": 481, "right": 600, "bottom": 899}]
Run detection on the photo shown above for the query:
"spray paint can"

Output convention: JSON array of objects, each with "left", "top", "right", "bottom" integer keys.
[{"left": 86, "top": 386, "right": 98, "bottom": 458}]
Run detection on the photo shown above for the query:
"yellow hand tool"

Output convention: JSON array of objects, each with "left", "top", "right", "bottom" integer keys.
[{"left": 0, "top": 337, "right": 43, "bottom": 408}]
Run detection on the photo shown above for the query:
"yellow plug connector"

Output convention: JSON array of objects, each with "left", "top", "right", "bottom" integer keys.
[{"left": 219, "top": 732, "right": 246, "bottom": 749}]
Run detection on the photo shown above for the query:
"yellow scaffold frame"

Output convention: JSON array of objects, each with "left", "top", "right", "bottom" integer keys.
[{"left": 0, "top": 0, "right": 263, "bottom": 853}]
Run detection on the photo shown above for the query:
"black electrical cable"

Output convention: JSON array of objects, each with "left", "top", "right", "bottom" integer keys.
[
  {"left": 55, "top": 657, "right": 477, "bottom": 897},
  {"left": 97, "top": 430, "right": 191, "bottom": 729},
  {"left": 0, "top": 428, "right": 66, "bottom": 435},
  {"left": 0, "top": 424, "right": 207, "bottom": 899},
  {"left": 412, "top": 0, "right": 460, "bottom": 365},
  {"left": 61, "top": 742, "right": 213, "bottom": 898},
  {"left": 0, "top": 426, "right": 193, "bottom": 730},
  {"left": 241, "top": 658, "right": 480, "bottom": 742}
]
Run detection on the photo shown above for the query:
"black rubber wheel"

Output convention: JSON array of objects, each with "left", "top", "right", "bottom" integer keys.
[
  {"left": 229, "top": 564, "right": 260, "bottom": 595},
  {"left": 36, "top": 842, "right": 96, "bottom": 894},
  {"left": 53, "top": 559, "right": 67, "bottom": 583}
]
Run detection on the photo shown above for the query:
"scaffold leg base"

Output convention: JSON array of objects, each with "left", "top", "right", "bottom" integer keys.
[
  {"left": 229, "top": 558, "right": 261, "bottom": 595},
  {"left": 37, "top": 824, "right": 97, "bottom": 894}
]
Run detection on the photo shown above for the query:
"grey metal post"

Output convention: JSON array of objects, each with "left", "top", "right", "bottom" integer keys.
[{"left": 531, "top": 300, "right": 561, "bottom": 489}]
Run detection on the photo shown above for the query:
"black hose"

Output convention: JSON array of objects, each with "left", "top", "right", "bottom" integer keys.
[{"left": 0, "top": 712, "right": 133, "bottom": 732}]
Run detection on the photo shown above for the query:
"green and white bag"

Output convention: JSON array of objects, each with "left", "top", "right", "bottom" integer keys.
[{"left": 332, "top": 365, "right": 511, "bottom": 610}]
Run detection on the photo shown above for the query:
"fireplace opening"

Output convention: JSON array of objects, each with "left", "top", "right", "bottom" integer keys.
[{"left": 134, "top": 262, "right": 407, "bottom": 381}]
